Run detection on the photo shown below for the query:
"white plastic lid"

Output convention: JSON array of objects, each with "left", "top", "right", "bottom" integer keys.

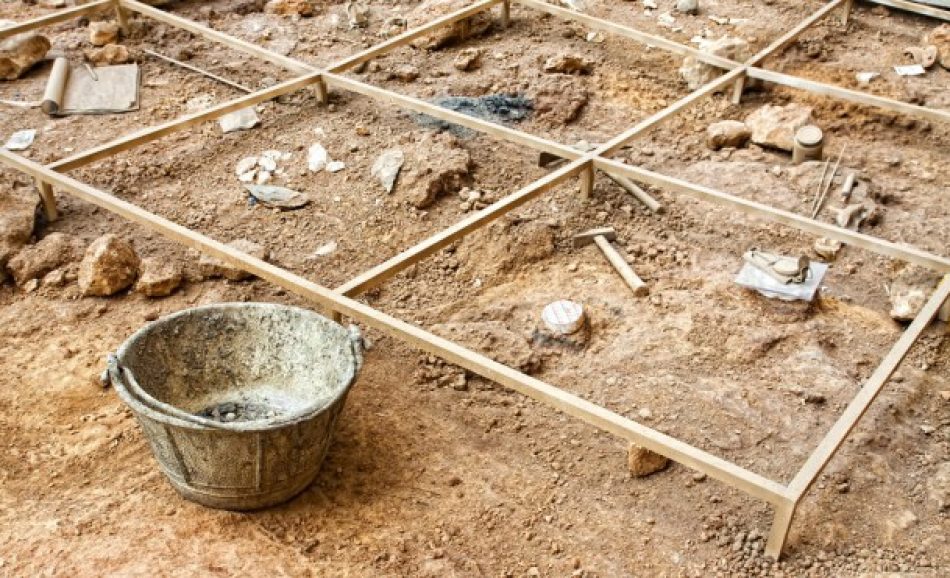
[{"left": 541, "top": 300, "right": 586, "bottom": 335}]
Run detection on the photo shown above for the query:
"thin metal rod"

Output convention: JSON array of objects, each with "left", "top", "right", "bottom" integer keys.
[{"left": 143, "top": 48, "right": 253, "bottom": 93}]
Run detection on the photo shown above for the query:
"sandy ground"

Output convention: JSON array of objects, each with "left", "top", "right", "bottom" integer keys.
[{"left": 1, "top": 1, "right": 948, "bottom": 576}]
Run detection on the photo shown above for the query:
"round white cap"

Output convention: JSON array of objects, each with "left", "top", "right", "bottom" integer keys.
[{"left": 541, "top": 300, "right": 586, "bottom": 335}]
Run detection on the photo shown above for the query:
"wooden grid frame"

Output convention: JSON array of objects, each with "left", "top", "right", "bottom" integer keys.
[{"left": 2, "top": 0, "right": 949, "bottom": 559}]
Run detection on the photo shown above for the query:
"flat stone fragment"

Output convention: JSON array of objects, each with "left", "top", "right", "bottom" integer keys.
[
  {"left": 245, "top": 184, "right": 310, "bottom": 210},
  {"left": 372, "top": 148, "right": 405, "bottom": 193},
  {"left": 219, "top": 108, "right": 261, "bottom": 133},
  {"left": 135, "top": 257, "right": 183, "bottom": 297}
]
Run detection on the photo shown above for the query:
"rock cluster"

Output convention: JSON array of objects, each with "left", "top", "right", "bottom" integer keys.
[
  {"left": 745, "top": 103, "right": 814, "bottom": 151},
  {"left": 398, "top": 133, "right": 472, "bottom": 209}
]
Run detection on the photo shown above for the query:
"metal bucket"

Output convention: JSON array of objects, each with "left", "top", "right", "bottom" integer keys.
[{"left": 108, "top": 303, "right": 362, "bottom": 510}]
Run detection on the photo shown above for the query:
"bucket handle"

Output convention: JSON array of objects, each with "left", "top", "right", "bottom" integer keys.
[
  {"left": 107, "top": 355, "right": 233, "bottom": 430},
  {"left": 347, "top": 324, "right": 364, "bottom": 373}
]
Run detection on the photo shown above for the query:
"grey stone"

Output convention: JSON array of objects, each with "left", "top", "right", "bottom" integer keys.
[{"left": 371, "top": 148, "right": 405, "bottom": 193}]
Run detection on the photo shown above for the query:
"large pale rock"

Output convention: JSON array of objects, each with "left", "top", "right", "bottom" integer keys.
[
  {"left": 543, "top": 53, "right": 594, "bottom": 75},
  {"left": 199, "top": 239, "right": 268, "bottom": 281},
  {"left": 888, "top": 269, "right": 939, "bottom": 322},
  {"left": 135, "top": 257, "right": 183, "bottom": 297},
  {"left": 0, "top": 186, "right": 37, "bottom": 272},
  {"left": 530, "top": 74, "right": 589, "bottom": 126},
  {"left": 89, "top": 22, "right": 120, "bottom": 47},
  {"left": 78, "top": 234, "right": 140, "bottom": 296},
  {"left": 8, "top": 232, "right": 85, "bottom": 286},
  {"left": 84, "top": 44, "right": 132, "bottom": 66},
  {"left": 399, "top": 133, "right": 471, "bottom": 209},
  {"left": 927, "top": 24, "right": 950, "bottom": 70},
  {"left": 705, "top": 120, "right": 751, "bottom": 150},
  {"left": 409, "top": 0, "right": 493, "bottom": 50},
  {"left": 264, "top": 0, "right": 315, "bottom": 16},
  {"left": 679, "top": 36, "right": 749, "bottom": 89},
  {"left": 745, "top": 103, "right": 814, "bottom": 152},
  {"left": 0, "top": 33, "right": 51, "bottom": 80},
  {"left": 627, "top": 444, "right": 669, "bottom": 477}
]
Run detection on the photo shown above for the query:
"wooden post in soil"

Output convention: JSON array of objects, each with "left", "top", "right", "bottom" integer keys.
[
  {"left": 314, "top": 77, "right": 328, "bottom": 106},
  {"left": 842, "top": 0, "right": 855, "bottom": 26},
  {"left": 501, "top": 0, "right": 511, "bottom": 27},
  {"left": 113, "top": 0, "right": 130, "bottom": 35},
  {"left": 35, "top": 180, "right": 58, "bottom": 221},
  {"left": 579, "top": 164, "right": 594, "bottom": 199}
]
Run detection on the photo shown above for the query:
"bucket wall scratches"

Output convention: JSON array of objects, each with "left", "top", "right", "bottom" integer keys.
[{"left": 109, "top": 303, "right": 362, "bottom": 510}]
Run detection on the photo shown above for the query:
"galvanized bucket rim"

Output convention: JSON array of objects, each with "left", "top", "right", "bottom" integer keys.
[{"left": 111, "top": 302, "right": 361, "bottom": 433}]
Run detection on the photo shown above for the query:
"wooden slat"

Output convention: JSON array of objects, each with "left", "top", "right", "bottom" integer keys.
[
  {"left": 748, "top": 0, "right": 845, "bottom": 65},
  {"left": 337, "top": 159, "right": 588, "bottom": 296},
  {"left": 732, "top": 0, "right": 844, "bottom": 105},
  {"left": 329, "top": 0, "right": 502, "bottom": 73},
  {"left": 867, "top": 0, "right": 950, "bottom": 20},
  {"left": 764, "top": 500, "right": 797, "bottom": 559},
  {"left": 323, "top": 72, "right": 580, "bottom": 159},
  {"left": 514, "top": 0, "right": 740, "bottom": 70},
  {"left": 0, "top": 0, "right": 111, "bottom": 39},
  {"left": 594, "top": 157, "right": 950, "bottom": 273},
  {"left": 747, "top": 66, "right": 950, "bottom": 124},
  {"left": 48, "top": 72, "right": 322, "bottom": 172},
  {"left": 599, "top": 68, "right": 745, "bottom": 156},
  {"left": 119, "top": 0, "right": 316, "bottom": 73},
  {"left": 788, "top": 275, "right": 950, "bottom": 497},
  {"left": 0, "top": 147, "right": 791, "bottom": 507}
]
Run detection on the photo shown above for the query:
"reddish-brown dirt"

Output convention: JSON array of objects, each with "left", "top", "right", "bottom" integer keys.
[{"left": 1, "top": 1, "right": 948, "bottom": 576}]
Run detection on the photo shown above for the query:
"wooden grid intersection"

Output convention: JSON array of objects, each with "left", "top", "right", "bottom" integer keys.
[{"left": 2, "top": 0, "right": 949, "bottom": 558}]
